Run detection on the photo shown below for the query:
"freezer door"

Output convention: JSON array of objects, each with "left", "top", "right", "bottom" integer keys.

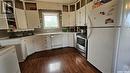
[
  {"left": 88, "top": 28, "right": 116, "bottom": 73},
  {"left": 86, "top": 1, "right": 118, "bottom": 27}
]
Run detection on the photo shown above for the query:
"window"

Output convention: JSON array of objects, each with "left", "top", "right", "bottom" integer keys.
[{"left": 42, "top": 12, "right": 60, "bottom": 29}]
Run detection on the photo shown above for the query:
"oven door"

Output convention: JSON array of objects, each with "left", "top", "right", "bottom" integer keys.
[{"left": 76, "top": 35, "right": 87, "bottom": 53}]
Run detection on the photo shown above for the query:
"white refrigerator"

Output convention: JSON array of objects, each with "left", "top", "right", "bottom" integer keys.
[
  {"left": 114, "top": 0, "right": 130, "bottom": 73},
  {"left": 86, "top": 0, "right": 118, "bottom": 73}
]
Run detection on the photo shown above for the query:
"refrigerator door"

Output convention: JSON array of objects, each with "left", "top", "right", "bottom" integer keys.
[
  {"left": 86, "top": 0, "right": 117, "bottom": 27},
  {"left": 115, "top": 0, "right": 130, "bottom": 72},
  {"left": 88, "top": 27, "right": 116, "bottom": 73}
]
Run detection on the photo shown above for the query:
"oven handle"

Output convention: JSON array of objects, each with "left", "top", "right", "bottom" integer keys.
[{"left": 76, "top": 35, "right": 87, "bottom": 40}]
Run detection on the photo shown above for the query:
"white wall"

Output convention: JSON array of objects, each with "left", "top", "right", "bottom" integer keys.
[{"left": 37, "top": 1, "right": 62, "bottom": 10}]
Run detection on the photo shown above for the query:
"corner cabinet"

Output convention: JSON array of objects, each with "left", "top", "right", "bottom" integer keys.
[
  {"left": 76, "top": 6, "right": 86, "bottom": 26},
  {"left": 26, "top": 10, "right": 40, "bottom": 29}
]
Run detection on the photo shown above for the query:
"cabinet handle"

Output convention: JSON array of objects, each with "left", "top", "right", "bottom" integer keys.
[{"left": 50, "top": 35, "right": 54, "bottom": 38}]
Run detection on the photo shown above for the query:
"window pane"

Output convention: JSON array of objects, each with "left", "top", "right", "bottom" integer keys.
[{"left": 43, "top": 13, "right": 59, "bottom": 29}]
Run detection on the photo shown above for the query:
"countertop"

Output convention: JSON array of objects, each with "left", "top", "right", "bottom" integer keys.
[
  {"left": 0, "top": 45, "right": 15, "bottom": 55},
  {"left": 0, "top": 32, "right": 77, "bottom": 40}
]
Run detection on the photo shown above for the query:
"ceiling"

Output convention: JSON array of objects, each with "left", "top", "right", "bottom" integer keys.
[{"left": 36, "top": 0, "right": 78, "bottom": 4}]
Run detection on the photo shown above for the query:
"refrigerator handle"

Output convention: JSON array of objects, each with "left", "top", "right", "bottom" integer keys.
[{"left": 87, "top": 15, "right": 93, "bottom": 39}]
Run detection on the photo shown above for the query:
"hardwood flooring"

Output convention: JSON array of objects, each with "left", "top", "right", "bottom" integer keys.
[{"left": 19, "top": 48, "right": 101, "bottom": 73}]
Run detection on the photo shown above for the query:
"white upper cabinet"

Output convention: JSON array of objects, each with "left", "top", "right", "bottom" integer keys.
[
  {"left": 0, "top": 1, "right": 8, "bottom": 29},
  {"left": 86, "top": 2, "right": 93, "bottom": 27},
  {"left": 76, "top": 9, "right": 80, "bottom": 26},
  {"left": 26, "top": 10, "right": 41, "bottom": 29},
  {"left": 80, "top": 6, "right": 86, "bottom": 26},
  {"left": 69, "top": 11, "right": 76, "bottom": 26},
  {"left": 62, "top": 12, "right": 70, "bottom": 27},
  {"left": 62, "top": 11, "right": 76, "bottom": 27},
  {"left": 76, "top": 6, "right": 86, "bottom": 26},
  {"left": 0, "top": 14, "right": 8, "bottom": 29},
  {"left": 15, "top": 8, "right": 28, "bottom": 29}
]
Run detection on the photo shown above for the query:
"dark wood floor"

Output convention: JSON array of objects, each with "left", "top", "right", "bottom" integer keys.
[{"left": 19, "top": 48, "right": 100, "bottom": 73}]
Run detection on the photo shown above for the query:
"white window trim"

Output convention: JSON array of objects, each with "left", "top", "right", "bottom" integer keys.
[{"left": 42, "top": 12, "right": 60, "bottom": 30}]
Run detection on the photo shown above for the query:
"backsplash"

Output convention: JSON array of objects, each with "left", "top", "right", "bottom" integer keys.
[
  {"left": 62, "top": 26, "right": 87, "bottom": 32},
  {"left": 0, "top": 30, "right": 9, "bottom": 38},
  {"left": 0, "top": 30, "right": 34, "bottom": 38}
]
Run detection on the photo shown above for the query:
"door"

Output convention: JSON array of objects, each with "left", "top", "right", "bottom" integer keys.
[
  {"left": 51, "top": 34, "right": 63, "bottom": 49},
  {"left": 89, "top": 1, "right": 117, "bottom": 27},
  {"left": 34, "top": 35, "right": 47, "bottom": 52},
  {"left": 62, "top": 33, "right": 69, "bottom": 47},
  {"left": 68, "top": 33, "right": 74, "bottom": 47},
  {"left": 21, "top": 39, "right": 28, "bottom": 60},
  {"left": 62, "top": 12, "right": 70, "bottom": 27},
  {"left": 26, "top": 10, "right": 40, "bottom": 29},
  {"left": 0, "top": 1, "right": 8, "bottom": 29},
  {"left": 25, "top": 37, "right": 36, "bottom": 55},
  {"left": 88, "top": 28, "right": 116, "bottom": 73},
  {"left": 69, "top": 11, "right": 76, "bottom": 26},
  {"left": 15, "top": 8, "right": 27, "bottom": 29},
  {"left": 76, "top": 9, "right": 80, "bottom": 26},
  {"left": 80, "top": 6, "right": 86, "bottom": 26},
  {"left": 0, "top": 48, "right": 20, "bottom": 73}
]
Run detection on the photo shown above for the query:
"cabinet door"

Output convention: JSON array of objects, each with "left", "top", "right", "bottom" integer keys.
[
  {"left": 76, "top": 6, "right": 86, "bottom": 26},
  {"left": 86, "top": 2, "right": 93, "bottom": 27},
  {"left": 80, "top": 6, "right": 86, "bottom": 26},
  {"left": 0, "top": 14, "right": 8, "bottom": 29},
  {"left": 76, "top": 9, "right": 81, "bottom": 26},
  {"left": 68, "top": 33, "right": 74, "bottom": 47},
  {"left": 34, "top": 35, "right": 47, "bottom": 52},
  {"left": 25, "top": 37, "right": 36, "bottom": 55},
  {"left": 62, "top": 12, "right": 70, "bottom": 27},
  {"left": 26, "top": 10, "right": 40, "bottom": 29},
  {"left": 51, "top": 34, "right": 63, "bottom": 49},
  {"left": 21, "top": 39, "right": 28, "bottom": 60},
  {"left": 15, "top": 8, "right": 27, "bottom": 29},
  {"left": 69, "top": 11, "right": 76, "bottom": 26},
  {"left": 0, "top": 1, "right": 8, "bottom": 29},
  {"left": 62, "top": 33, "right": 75, "bottom": 47},
  {"left": 62, "top": 33, "right": 69, "bottom": 47}
]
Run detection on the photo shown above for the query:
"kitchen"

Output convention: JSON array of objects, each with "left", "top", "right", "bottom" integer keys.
[{"left": 0, "top": 0, "right": 130, "bottom": 73}]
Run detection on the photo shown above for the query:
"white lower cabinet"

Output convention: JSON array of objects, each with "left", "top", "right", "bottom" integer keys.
[
  {"left": 68, "top": 33, "right": 75, "bottom": 47},
  {"left": 34, "top": 35, "right": 48, "bottom": 52},
  {"left": 62, "top": 33, "right": 75, "bottom": 47},
  {"left": 51, "top": 34, "right": 63, "bottom": 49},
  {"left": 0, "top": 33, "right": 75, "bottom": 62},
  {"left": 24, "top": 37, "right": 36, "bottom": 56}
]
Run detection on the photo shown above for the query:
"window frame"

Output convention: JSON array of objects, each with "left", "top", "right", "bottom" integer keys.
[{"left": 42, "top": 12, "right": 60, "bottom": 29}]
